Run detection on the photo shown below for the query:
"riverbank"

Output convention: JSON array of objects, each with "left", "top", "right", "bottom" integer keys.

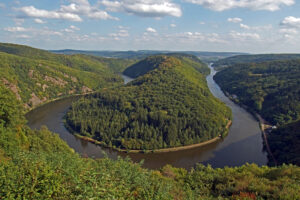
[
  {"left": 25, "top": 91, "right": 96, "bottom": 115},
  {"left": 256, "top": 114, "right": 278, "bottom": 166},
  {"left": 215, "top": 85, "right": 277, "bottom": 166},
  {"left": 66, "top": 120, "right": 232, "bottom": 154}
]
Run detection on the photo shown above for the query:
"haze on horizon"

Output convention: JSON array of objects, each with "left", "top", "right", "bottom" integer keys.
[{"left": 1, "top": 0, "right": 300, "bottom": 53}]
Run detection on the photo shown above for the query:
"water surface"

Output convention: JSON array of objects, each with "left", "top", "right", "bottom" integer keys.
[{"left": 26, "top": 66, "right": 267, "bottom": 169}]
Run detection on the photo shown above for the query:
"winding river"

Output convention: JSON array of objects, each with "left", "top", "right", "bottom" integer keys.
[{"left": 26, "top": 65, "right": 267, "bottom": 169}]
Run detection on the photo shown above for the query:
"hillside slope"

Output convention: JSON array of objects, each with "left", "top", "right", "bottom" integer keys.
[
  {"left": 214, "top": 59, "right": 300, "bottom": 126},
  {"left": 1, "top": 68, "right": 300, "bottom": 200},
  {"left": 123, "top": 54, "right": 209, "bottom": 78},
  {"left": 268, "top": 120, "right": 300, "bottom": 166},
  {"left": 0, "top": 43, "right": 124, "bottom": 109},
  {"left": 66, "top": 56, "right": 231, "bottom": 151}
]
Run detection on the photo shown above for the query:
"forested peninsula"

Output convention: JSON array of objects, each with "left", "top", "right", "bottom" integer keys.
[{"left": 65, "top": 55, "right": 231, "bottom": 151}]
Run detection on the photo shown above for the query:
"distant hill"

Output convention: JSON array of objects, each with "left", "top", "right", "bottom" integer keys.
[
  {"left": 213, "top": 54, "right": 300, "bottom": 70},
  {"left": 66, "top": 55, "right": 231, "bottom": 151},
  {"left": 52, "top": 49, "right": 246, "bottom": 62},
  {"left": 0, "top": 43, "right": 124, "bottom": 109},
  {"left": 123, "top": 53, "right": 210, "bottom": 78}
]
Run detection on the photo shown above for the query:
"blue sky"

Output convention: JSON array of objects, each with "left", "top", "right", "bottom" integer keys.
[{"left": 1, "top": 0, "right": 300, "bottom": 53}]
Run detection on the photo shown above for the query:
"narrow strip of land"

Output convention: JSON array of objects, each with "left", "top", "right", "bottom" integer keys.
[{"left": 256, "top": 114, "right": 278, "bottom": 166}]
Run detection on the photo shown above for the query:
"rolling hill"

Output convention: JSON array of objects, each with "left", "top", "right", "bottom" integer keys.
[
  {"left": 65, "top": 55, "right": 231, "bottom": 151},
  {"left": 0, "top": 43, "right": 126, "bottom": 109}
]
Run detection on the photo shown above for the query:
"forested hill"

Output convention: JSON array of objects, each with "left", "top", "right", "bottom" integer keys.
[
  {"left": 213, "top": 54, "right": 300, "bottom": 70},
  {"left": 268, "top": 120, "right": 300, "bottom": 166},
  {"left": 214, "top": 59, "right": 300, "bottom": 126},
  {"left": 214, "top": 59, "right": 300, "bottom": 167},
  {"left": 1, "top": 84, "right": 300, "bottom": 199},
  {"left": 0, "top": 43, "right": 126, "bottom": 109},
  {"left": 66, "top": 55, "right": 231, "bottom": 151},
  {"left": 123, "top": 54, "right": 210, "bottom": 78}
]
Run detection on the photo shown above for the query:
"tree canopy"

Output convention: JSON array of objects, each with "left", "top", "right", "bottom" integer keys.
[{"left": 66, "top": 55, "right": 231, "bottom": 150}]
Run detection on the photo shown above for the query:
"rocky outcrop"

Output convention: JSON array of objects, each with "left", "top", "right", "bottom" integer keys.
[
  {"left": 45, "top": 76, "right": 67, "bottom": 87},
  {"left": 2, "top": 78, "right": 21, "bottom": 100}
]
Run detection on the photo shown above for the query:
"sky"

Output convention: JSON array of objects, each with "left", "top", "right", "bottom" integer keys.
[{"left": 1, "top": 0, "right": 300, "bottom": 53}]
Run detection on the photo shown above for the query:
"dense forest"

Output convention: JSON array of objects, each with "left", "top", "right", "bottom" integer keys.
[
  {"left": 214, "top": 58, "right": 300, "bottom": 167},
  {"left": 123, "top": 54, "right": 210, "bottom": 78},
  {"left": 66, "top": 55, "right": 231, "bottom": 151},
  {"left": 268, "top": 120, "right": 300, "bottom": 166},
  {"left": 213, "top": 54, "right": 300, "bottom": 70},
  {"left": 0, "top": 43, "right": 135, "bottom": 109},
  {"left": 1, "top": 78, "right": 300, "bottom": 199},
  {"left": 214, "top": 59, "right": 300, "bottom": 126}
]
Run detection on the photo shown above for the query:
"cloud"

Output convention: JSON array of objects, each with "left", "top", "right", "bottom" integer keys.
[
  {"left": 64, "top": 25, "right": 80, "bottom": 32},
  {"left": 4, "top": 26, "right": 29, "bottom": 32},
  {"left": 101, "top": 0, "right": 182, "bottom": 17},
  {"left": 0, "top": 3, "right": 5, "bottom": 9},
  {"left": 170, "top": 24, "right": 176, "bottom": 28},
  {"left": 279, "top": 16, "right": 300, "bottom": 40},
  {"left": 228, "top": 17, "right": 242, "bottom": 23},
  {"left": 229, "top": 31, "right": 261, "bottom": 40},
  {"left": 280, "top": 16, "right": 300, "bottom": 28},
  {"left": 146, "top": 27, "right": 157, "bottom": 33},
  {"left": 17, "top": 0, "right": 118, "bottom": 22},
  {"left": 185, "top": 0, "right": 294, "bottom": 11},
  {"left": 13, "top": 18, "right": 25, "bottom": 26},
  {"left": 34, "top": 18, "right": 46, "bottom": 24},
  {"left": 240, "top": 23, "right": 250, "bottom": 29},
  {"left": 18, "top": 6, "right": 83, "bottom": 22},
  {"left": 239, "top": 23, "right": 273, "bottom": 31},
  {"left": 109, "top": 28, "right": 130, "bottom": 38},
  {"left": 4, "top": 26, "right": 63, "bottom": 37}
]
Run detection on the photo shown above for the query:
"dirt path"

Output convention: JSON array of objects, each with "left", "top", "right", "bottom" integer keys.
[{"left": 256, "top": 114, "right": 278, "bottom": 166}]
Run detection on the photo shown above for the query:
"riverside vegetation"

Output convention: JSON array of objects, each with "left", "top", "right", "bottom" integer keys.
[
  {"left": 1, "top": 43, "right": 300, "bottom": 199},
  {"left": 1, "top": 81, "right": 300, "bottom": 199},
  {"left": 214, "top": 58, "right": 300, "bottom": 167},
  {"left": 0, "top": 42, "right": 134, "bottom": 110},
  {"left": 65, "top": 55, "right": 231, "bottom": 151}
]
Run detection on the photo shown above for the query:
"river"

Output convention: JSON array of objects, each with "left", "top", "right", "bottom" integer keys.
[{"left": 26, "top": 67, "right": 267, "bottom": 169}]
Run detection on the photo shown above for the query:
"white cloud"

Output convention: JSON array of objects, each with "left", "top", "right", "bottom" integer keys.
[
  {"left": 34, "top": 18, "right": 46, "bottom": 24},
  {"left": 279, "top": 28, "right": 298, "bottom": 34},
  {"left": 229, "top": 31, "right": 261, "bottom": 40},
  {"left": 101, "top": 0, "right": 182, "bottom": 17},
  {"left": 4, "top": 26, "right": 28, "bottom": 32},
  {"left": 146, "top": 27, "right": 157, "bottom": 33},
  {"left": 17, "top": 0, "right": 118, "bottom": 22},
  {"left": 109, "top": 29, "right": 130, "bottom": 37},
  {"left": 64, "top": 25, "right": 80, "bottom": 32},
  {"left": 4, "top": 26, "right": 63, "bottom": 37},
  {"left": 228, "top": 17, "right": 242, "bottom": 23},
  {"left": 280, "top": 16, "right": 300, "bottom": 28},
  {"left": 240, "top": 23, "right": 250, "bottom": 29},
  {"left": 170, "top": 24, "right": 176, "bottom": 28},
  {"left": 185, "top": 0, "right": 294, "bottom": 11},
  {"left": 239, "top": 23, "right": 273, "bottom": 31},
  {"left": 18, "top": 6, "right": 83, "bottom": 22}
]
